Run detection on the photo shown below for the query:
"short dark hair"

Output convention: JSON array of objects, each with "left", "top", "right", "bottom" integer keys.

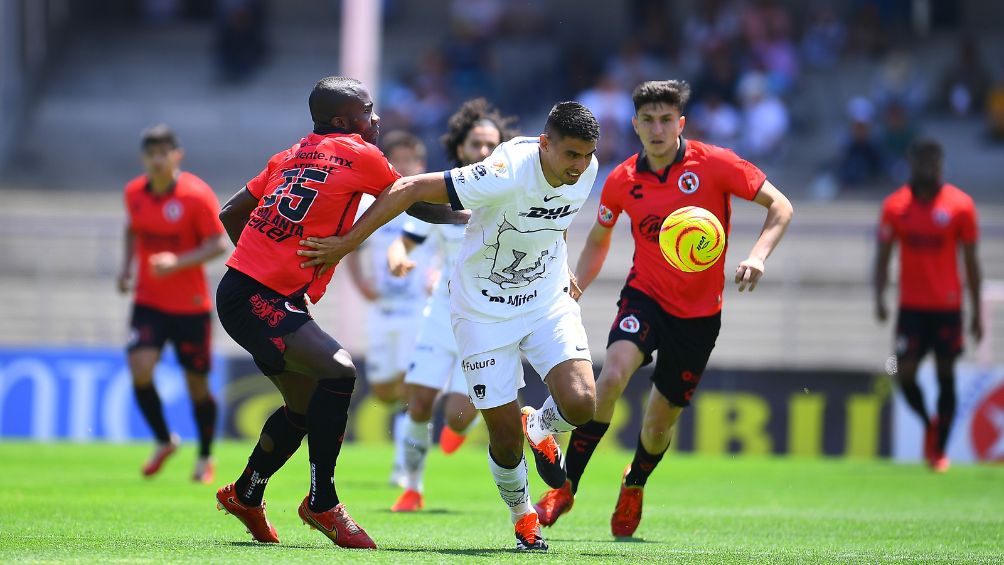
[
  {"left": 631, "top": 80, "right": 691, "bottom": 113},
  {"left": 441, "top": 98, "right": 518, "bottom": 166},
  {"left": 381, "top": 130, "right": 427, "bottom": 161},
  {"left": 908, "top": 138, "right": 944, "bottom": 163},
  {"left": 544, "top": 101, "right": 600, "bottom": 142},
  {"left": 309, "top": 76, "right": 364, "bottom": 125},
  {"left": 140, "top": 124, "right": 179, "bottom": 150}
]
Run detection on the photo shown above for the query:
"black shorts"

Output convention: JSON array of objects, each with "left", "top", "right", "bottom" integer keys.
[
  {"left": 216, "top": 268, "right": 313, "bottom": 376},
  {"left": 607, "top": 286, "right": 721, "bottom": 408},
  {"left": 895, "top": 308, "right": 963, "bottom": 361},
  {"left": 128, "top": 304, "right": 211, "bottom": 373}
]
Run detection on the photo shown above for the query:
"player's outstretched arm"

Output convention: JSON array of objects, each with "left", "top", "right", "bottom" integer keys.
[
  {"left": 387, "top": 236, "right": 419, "bottom": 277},
  {"left": 735, "top": 180, "right": 793, "bottom": 292},
  {"left": 406, "top": 202, "right": 471, "bottom": 225},
  {"left": 219, "top": 187, "right": 259, "bottom": 246},
  {"left": 118, "top": 226, "right": 135, "bottom": 294},
  {"left": 963, "top": 242, "right": 983, "bottom": 342},
  {"left": 149, "top": 234, "right": 229, "bottom": 277},
  {"left": 874, "top": 239, "right": 894, "bottom": 322},
  {"left": 573, "top": 221, "right": 615, "bottom": 300},
  {"left": 298, "top": 172, "right": 450, "bottom": 273}
]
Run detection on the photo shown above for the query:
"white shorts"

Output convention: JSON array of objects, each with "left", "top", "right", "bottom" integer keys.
[
  {"left": 453, "top": 294, "right": 592, "bottom": 410},
  {"left": 404, "top": 343, "right": 468, "bottom": 396},
  {"left": 365, "top": 305, "right": 422, "bottom": 384}
]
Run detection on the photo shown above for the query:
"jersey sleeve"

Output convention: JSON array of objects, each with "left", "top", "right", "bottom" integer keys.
[
  {"left": 444, "top": 145, "right": 517, "bottom": 210},
  {"left": 193, "top": 187, "right": 225, "bottom": 239},
  {"left": 956, "top": 200, "right": 979, "bottom": 244},
  {"left": 402, "top": 218, "right": 432, "bottom": 243},
  {"left": 359, "top": 146, "right": 401, "bottom": 197},
  {"left": 596, "top": 167, "right": 626, "bottom": 228},
  {"left": 244, "top": 164, "right": 272, "bottom": 200},
  {"left": 878, "top": 198, "right": 898, "bottom": 243},
  {"left": 717, "top": 149, "right": 767, "bottom": 201}
]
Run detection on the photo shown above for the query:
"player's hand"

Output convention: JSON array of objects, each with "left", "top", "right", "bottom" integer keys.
[
  {"left": 298, "top": 236, "right": 354, "bottom": 275},
  {"left": 359, "top": 286, "right": 380, "bottom": 302},
  {"left": 734, "top": 257, "right": 764, "bottom": 292},
  {"left": 875, "top": 300, "right": 888, "bottom": 323},
  {"left": 568, "top": 271, "right": 583, "bottom": 301},
  {"left": 388, "top": 256, "right": 416, "bottom": 278},
  {"left": 116, "top": 272, "right": 132, "bottom": 294},
  {"left": 149, "top": 252, "right": 179, "bottom": 277},
  {"left": 971, "top": 312, "right": 984, "bottom": 343}
]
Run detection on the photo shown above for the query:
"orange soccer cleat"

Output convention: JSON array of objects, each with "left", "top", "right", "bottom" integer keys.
[
  {"left": 534, "top": 480, "right": 574, "bottom": 527},
  {"left": 439, "top": 425, "right": 468, "bottom": 455},
  {"left": 610, "top": 465, "right": 644, "bottom": 537},
  {"left": 192, "top": 457, "right": 215, "bottom": 484},
  {"left": 215, "top": 483, "right": 280, "bottom": 544},
  {"left": 390, "top": 489, "right": 424, "bottom": 512},
  {"left": 141, "top": 434, "right": 179, "bottom": 477},
  {"left": 514, "top": 512, "right": 548, "bottom": 551},
  {"left": 521, "top": 407, "right": 567, "bottom": 489},
  {"left": 298, "top": 498, "right": 377, "bottom": 550}
]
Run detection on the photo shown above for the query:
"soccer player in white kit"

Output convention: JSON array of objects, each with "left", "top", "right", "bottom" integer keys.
[
  {"left": 343, "top": 131, "right": 432, "bottom": 484},
  {"left": 299, "top": 102, "right": 602, "bottom": 551},
  {"left": 385, "top": 99, "right": 518, "bottom": 512}
]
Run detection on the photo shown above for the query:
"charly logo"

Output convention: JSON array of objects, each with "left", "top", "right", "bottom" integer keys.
[
  {"left": 619, "top": 314, "right": 640, "bottom": 333},
  {"left": 163, "top": 200, "right": 183, "bottom": 222},
  {"left": 678, "top": 171, "right": 700, "bottom": 194}
]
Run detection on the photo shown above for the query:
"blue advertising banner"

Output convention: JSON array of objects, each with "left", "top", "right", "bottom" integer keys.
[{"left": 0, "top": 348, "right": 225, "bottom": 441}]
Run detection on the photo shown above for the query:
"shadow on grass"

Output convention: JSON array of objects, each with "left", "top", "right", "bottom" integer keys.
[
  {"left": 223, "top": 541, "right": 318, "bottom": 550},
  {"left": 375, "top": 508, "right": 455, "bottom": 515},
  {"left": 547, "top": 536, "right": 656, "bottom": 544},
  {"left": 380, "top": 547, "right": 529, "bottom": 557}
]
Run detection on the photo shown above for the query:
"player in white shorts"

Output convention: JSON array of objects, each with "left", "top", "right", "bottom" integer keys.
[
  {"left": 343, "top": 131, "right": 433, "bottom": 484},
  {"left": 384, "top": 99, "right": 517, "bottom": 513},
  {"left": 299, "top": 102, "right": 602, "bottom": 552}
]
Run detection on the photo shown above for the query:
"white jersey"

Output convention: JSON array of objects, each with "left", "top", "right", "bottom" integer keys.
[
  {"left": 444, "top": 136, "right": 598, "bottom": 330},
  {"left": 356, "top": 196, "right": 429, "bottom": 310},
  {"left": 402, "top": 220, "right": 466, "bottom": 300}
]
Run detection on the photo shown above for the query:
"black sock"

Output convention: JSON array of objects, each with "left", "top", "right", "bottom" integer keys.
[
  {"left": 235, "top": 406, "right": 307, "bottom": 507},
  {"left": 566, "top": 420, "right": 610, "bottom": 493},
  {"left": 307, "top": 378, "right": 355, "bottom": 512},
  {"left": 936, "top": 377, "right": 956, "bottom": 453},
  {"left": 898, "top": 380, "right": 930, "bottom": 427},
  {"left": 193, "top": 396, "right": 218, "bottom": 457},
  {"left": 134, "top": 384, "right": 171, "bottom": 443},
  {"left": 624, "top": 435, "right": 667, "bottom": 487}
]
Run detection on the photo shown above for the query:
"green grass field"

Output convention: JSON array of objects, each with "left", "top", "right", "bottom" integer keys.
[{"left": 1, "top": 442, "right": 1002, "bottom": 564}]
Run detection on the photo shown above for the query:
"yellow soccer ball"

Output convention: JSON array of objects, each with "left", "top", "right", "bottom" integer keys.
[{"left": 658, "top": 206, "right": 726, "bottom": 272}]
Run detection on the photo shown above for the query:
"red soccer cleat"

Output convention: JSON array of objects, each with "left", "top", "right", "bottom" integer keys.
[
  {"left": 439, "top": 426, "right": 468, "bottom": 455},
  {"left": 611, "top": 465, "right": 644, "bottom": 537},
  {"left": 141, "top": 434, "right": 179, "bottom": 477},
  {"left": 215, "top": 483, "right": 280, "bottom": 544},
  {"left": 534, "top": 480, "right": 574, "bottom": 527},
  {"left": 390, "top": 489, "right": 424, "bottom": 512},
  {"left": 514, "top": 512, "right": 548, "bottom": 551},
  {"left": 521, "top": 407, "right": 567, "bottom": 489},
  {"left": 298, "top": 498, "right": 377, "bottom": 549}
]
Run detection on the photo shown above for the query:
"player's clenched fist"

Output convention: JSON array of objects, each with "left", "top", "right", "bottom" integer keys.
[{"left": 734, "top": 257, "right": 764, "bottom": 292}]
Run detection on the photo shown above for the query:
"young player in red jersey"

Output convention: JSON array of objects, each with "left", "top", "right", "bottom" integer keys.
[
  {"left": 118, "top": 125, "right": 228, "bottom": 483},
  {"left": 875, "top": 139, "right": 983, "bottom": 473},
  {"left": 533, "top": 81, "right": 793, "bottom": 536},
  {"left": 212, "top": 76, "right": 465, "bottom": 549}
]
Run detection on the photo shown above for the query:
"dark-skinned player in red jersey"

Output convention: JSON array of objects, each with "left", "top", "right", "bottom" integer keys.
[
  {"left": 119, "top": 124, "right": 228, "bottom": 483},
  {"left": 875, "top": 139, "right": 983, "bottom": 473},
  {"left": 533, "top": 80, "right": 794, "bottom": 537},
  {"left": 212, "top": 76, "right": 468, "bottom": 549}
]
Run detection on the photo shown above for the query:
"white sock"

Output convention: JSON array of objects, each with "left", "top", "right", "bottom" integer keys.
[
  {"left": 527, "top": 396, "right": 576, "bottom": 445},
  {"left": 488, "top": 451, "right": 533, "bottom": 524},
  {"left": 403, "top": 417, "right": 431, "bottom": 492},
  {"left": 393, "top": 411, "right": 408, "bottom": 470}
]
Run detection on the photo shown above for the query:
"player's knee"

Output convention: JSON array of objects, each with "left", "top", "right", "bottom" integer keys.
[
  {"left": 409, "top": 396, "right": 435, "bottom": 422},
  {"left": 596, "top": 371, "right": 629, "bottom": 403},
  {"left": 561, "top": 392, "right": 595, "bottom": 427},
  {"left": 323, "top": 348, "right": 356, "bottom": 380},
  {"left": 490, "top": 440, "right": 523, "bottom": 468}
]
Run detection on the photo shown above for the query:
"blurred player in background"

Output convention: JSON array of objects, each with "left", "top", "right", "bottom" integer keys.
[
  {"left": 343, "top": 130, "right": 432, "bottom": 487},
  {"left": 212, "top": 76, "right": 464, "bottom": 549},
  {"left": 875, "top": 139, "right": 983, "bottom": 473},
  {"left": 118, "top": 124, "right": 228, "bottom": 483},
  {"left": 385, "top": 99, "right": 518, "bottom": 512},
  {"left": 534, "top": 80, "right": 793, "bottom": 537},
  {"left": 298, "top": 102, "right": 602, "bottom": 551}
]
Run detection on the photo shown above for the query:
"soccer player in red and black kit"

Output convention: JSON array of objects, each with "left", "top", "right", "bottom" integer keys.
[
  {"left": 212, "top": 76, "right": 466, "bottom": 549},
  {"left": 875, "top": 139, "right": 983, "bottom": 473},
  {"left": 533, "top": 80, "right": 794, "bottom": 536},
  {"left": 118, "top": 125, "right": 228, "bottom": 483}
]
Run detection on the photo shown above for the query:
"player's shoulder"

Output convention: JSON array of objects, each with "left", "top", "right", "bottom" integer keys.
[
  {"left": 499, "top": 136, "right": 540, "bottom": 162},
  {"left": 605, "top": 154, "right": 640, "bottom": 186},
  {"left": 882, "top": 185, "right": 912, "bottom": 209},
  {"left": 320, "top": 132, "right": 383, "bottom": 158},
  {"left": 941, "top": 183, "right": 975, "bottom": 208},
  {"left": 689, "top": 139, "right": 744, "bottom": 166},
  {"left": 123, "top": 174, "right": 148, "bottom": 197}
]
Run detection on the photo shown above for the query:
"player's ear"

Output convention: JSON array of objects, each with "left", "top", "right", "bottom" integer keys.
[
  {"left": 678, "top": 114, "right": 686, "bottom": 133},
  {"left": 539, "top": 133, "right": 549, "bottom": 152},
  {"left": 631, "top": 115, "right": 639, "bottom": 135},
  {"left": 173, "top": 147, "right": 185, "bottom": 163}
]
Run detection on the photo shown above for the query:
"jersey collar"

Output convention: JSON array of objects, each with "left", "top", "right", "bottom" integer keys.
[
  {"left": 144, "top": 175, "right": 179, "bottom": 197},
  {"left": 636, "top": 136, "right": 687, "bottom": 183}
]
